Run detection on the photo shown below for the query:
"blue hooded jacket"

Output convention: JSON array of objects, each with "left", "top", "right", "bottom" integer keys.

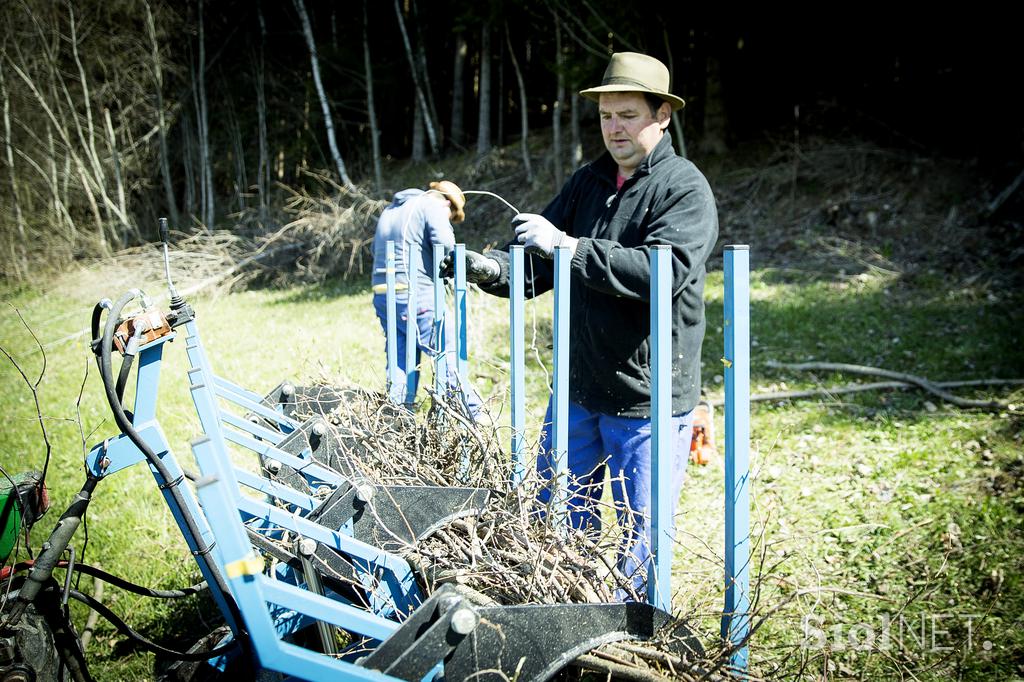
[{"left": 371, "top": 189, "right": 455, "bottom": 301}]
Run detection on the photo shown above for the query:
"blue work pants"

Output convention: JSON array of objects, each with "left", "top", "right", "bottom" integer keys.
[
  {"left": 537, "top": 399, "right": 693, "bottom": 598},
  {"left": 372, "top": 294, "right": 482, "bottom": 419}
]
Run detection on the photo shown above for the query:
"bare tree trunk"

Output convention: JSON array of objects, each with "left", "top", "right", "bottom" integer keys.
[
  {"left": 496, "top": 34, "right": 504, "bottom": 148},
  {"left": 46, "top": 127, "right": 76, "bottom": 242},
  {"left": 330, "top": 8, "right": 338, "bottom": 50},
  {"left": 570, "top": 81, "right": 582, "bottom": 170},
  {"left": 393, "top": 0, "right": 438, "bottom": 156},
  {"left": 65, "top": 6, "right": 131, "bottom": 230},
  {"left": 362, "top": 0, "right": 382, "bottom": 192},
  {"left": 196, "top": 0, "right": 215, "bottom": 228},
  {"left": 450, "top": 33, "right": 466, "bottom": 147},
  {"left": 223, "top": 84, "right": 247, "bottom": 214},
  {"left": 411, "top": 97, "right": 426, "bottom": 162},
  {"left": 255, "top": 2, "right": 269, "bottom": 222},
  {"left": 7, "top": 58, "right": 106, "bottom": 242},
  {"left": 144, "top": 0, "right": 178, "bottom": 226},
  {"left": 662, "top": 28, "right": 687, "bottom": 159},
  {"left": 504, "top": 24, "right": 531, "bottom": 181},
  {"left": 294, "top": 0, "right": 355, "bottom": 189},
  {"left": 182, "top": 108, "right": 196, "bottom": 219},
  {"left": 0, "top": 62, "right": 26, "bottom": 240},
  {"left": 552, "top": 17, "right": 565, "bottom": 187},
  {"left": 103, "top": 107, "right": 133, "bottom": 244},
  {"left": 410, "top": 0, "right": 441, "bottom": 148},
  {"left": 475, "top": 23, "right": 491, "bottom": 158},
  {"left": 68, "top": 3, "right": 108, "bottom": 206}
]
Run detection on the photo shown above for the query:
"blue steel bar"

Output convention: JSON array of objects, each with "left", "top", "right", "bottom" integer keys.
[
  {"left": 405, "top": 242, "right": 418, "bottom": 404},
  {"left": 552, "top": 246, "right": 571, "bottom": 519},
  {"left": 722, "top": 245, "right": 751, "bottom": 670},
  {"left": 385, "top": 241, "right": 399, "bottom": 402},
  {"left": 509, "top": 246, "right": 526, "bottom": 487},
  {"left": 432, "top": 244, "right": 447, "bottom": 400},
  {"left": 647, "top": 245, "right": 673, "bottom": 611},
  {"left": 454, "top": 243, "right": 468, "bottom": 387}
]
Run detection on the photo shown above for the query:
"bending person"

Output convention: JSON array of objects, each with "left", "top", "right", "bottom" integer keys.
[{"left": 371, "top": 180, "right": 483, "bottom": 420}]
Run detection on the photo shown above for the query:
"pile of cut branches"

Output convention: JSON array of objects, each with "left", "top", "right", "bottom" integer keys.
[{"left": 291, "top": 386, "right": 737, "bottom": 680}]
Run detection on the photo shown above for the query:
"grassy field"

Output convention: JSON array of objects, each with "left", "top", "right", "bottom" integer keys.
[{"left": 2, "top": 233, "right": 1022, "bottom": 680}]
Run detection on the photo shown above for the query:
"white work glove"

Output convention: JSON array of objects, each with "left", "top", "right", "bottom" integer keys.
[{"left": 512, "top": 213, "right": 578, "bottom": 258}]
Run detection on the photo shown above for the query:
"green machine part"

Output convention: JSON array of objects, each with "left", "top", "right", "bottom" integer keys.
[{"left": 0, "top": 472, "right": 46, "bottom": 565}]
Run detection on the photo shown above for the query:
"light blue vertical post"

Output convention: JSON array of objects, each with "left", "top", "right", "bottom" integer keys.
[
  {"left": 385, "top": 240, "right": 400, "bottom": 402},
  {"left": 722, "top": 245, "right": 751, "bottom": 670},
  {"left": 404, "top": 242, "right": 418, "bottom": 405},
  {"left": 454, "top": 244, "right": 468, "bottom": 388},
  {"left": 647, "top": 245, "right": 673, "bottom": 611},
  {"left": 509, "top": 246, "right": 526, "bottom": 486},
  {"left": 552, "top": 246, "right": 571, "bottom": 520},
  {"left": 432, "top": 244, "right": 447, "bottom": 400}
]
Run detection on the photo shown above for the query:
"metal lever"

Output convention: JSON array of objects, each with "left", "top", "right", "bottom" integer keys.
[{"left": 159, "top": 217, "right": 179, "bottom": 302}]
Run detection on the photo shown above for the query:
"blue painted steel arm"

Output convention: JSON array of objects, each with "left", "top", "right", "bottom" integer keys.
[
  {"left": 385, "top": 241, "right": 400, "bottom": 402},
  {"left": 552, "top": 246, "right": 571, "bottom": 520},
  {"left": 192, "top": 437, "right": 402, "bottom": 682},
  {"left": 647, "top": 246, "right": 673, "bottom": 611},
  {"left": 432, "top": 244, "right": 446, "bottom": 400},
  {"left": 405, "top": 242, "right": 419, "bottom": 404},
  {"left": 509, "top": 246, "right": 526, "bottom": 487},
  {"left": 722, "top": 245, "right": 751, "bottom": 670},
  {"left": 454, "top": 244, "right": 468, "bottom": 386}
]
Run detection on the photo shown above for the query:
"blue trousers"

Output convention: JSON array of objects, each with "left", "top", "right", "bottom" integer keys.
[
  {"left": 372, "top": 294, "right": 482, "bottom": 418},
  {"left": 537, "top": 399, "right": 693, "bottom": 598}
]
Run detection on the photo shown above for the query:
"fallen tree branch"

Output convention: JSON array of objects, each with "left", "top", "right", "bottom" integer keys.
[
  {"left": 709, "top": 378, "right": 1024, "bottom": 408},
  {"left": 763, "top": 361, "right": 1012, "bottom": 410}
]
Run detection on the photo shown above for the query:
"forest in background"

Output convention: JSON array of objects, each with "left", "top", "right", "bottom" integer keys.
[{"left": 0, "top": 1, "right": 1021, "bottom": 280}]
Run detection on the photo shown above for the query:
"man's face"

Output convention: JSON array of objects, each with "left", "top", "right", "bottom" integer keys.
[{"left": 599, "top": 92, "right": 670, "bottom": 174}]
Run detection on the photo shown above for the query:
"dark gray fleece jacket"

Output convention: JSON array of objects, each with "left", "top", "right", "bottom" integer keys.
[{"left": 481, "top": 133, "right": 718, "bottom": 418}]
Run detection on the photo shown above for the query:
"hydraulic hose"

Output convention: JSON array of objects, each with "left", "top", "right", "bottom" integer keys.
[
  {"left": 68, "top": 589, "right": 238, "bottom": 661},
  {"left": 3, "top": 560, "right": 207, "bottom": 599},
  {"left": 95, "top": 291, "right": 245, "bottom": 642}
]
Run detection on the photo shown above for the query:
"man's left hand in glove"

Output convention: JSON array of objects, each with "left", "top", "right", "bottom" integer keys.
[
  {"left": 512, "top": 213, "right": 578, "bottom": 258},
  {"left": 438, "top": 249, "right": 501, "bottom": 284}
]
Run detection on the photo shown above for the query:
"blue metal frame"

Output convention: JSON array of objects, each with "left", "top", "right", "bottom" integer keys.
[
  {"left": 509, "top": 246, "right": 526, "bottom": 487},
  {"left": 647, "top": 246, "right": 672, "bottom": 611},
  {"left": 454, "top": 243, "right": 468, "bottom": 388},
  {"left": 192, "top": 437, "right": 405, "bottom": 682},
  {"left": 722, "top": 245, "right": 751, "bottom": 670},
  {"left": 432, "top": 244, "right": 446, "bottom": 401},
  {"left": 85, "top": 315, "right": 429, "bottom": 652},
  {"left": 405, "top": 241, "right": 419, "bottom": 404},
  {"left": 551, "top": 246, "right": 571, "bottom": 519},
  {"left": 385, "top": 241, "right": 401, "bottom": 402}
]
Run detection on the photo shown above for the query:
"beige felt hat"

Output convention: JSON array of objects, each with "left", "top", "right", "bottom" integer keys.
[
  {"left": 429, "top": 180, "right": 466, "bottom": 223},
  {"left": 579, "top": 52, "right": 685, "bottom": 111}
]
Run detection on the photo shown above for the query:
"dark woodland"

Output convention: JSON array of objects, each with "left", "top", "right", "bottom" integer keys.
[{"left": 0, "top": 2, "right": 1020, "bottom": 278}]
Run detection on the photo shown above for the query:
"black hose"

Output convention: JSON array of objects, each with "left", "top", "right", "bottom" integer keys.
[
  {"left": 71, "top": 563, "right": 206, "bottom": 599},
  {"left": 67, "top": 589, "right": 239, "bottom": 661},
  {"left": 95, "top": 291, "right": 245, "bottom": 638},
  {"left": 115, "top": 352, "right": 134, "bottom": 403},
  {"left": 5, "top": 561, "right": 207, "bottom": 599}
]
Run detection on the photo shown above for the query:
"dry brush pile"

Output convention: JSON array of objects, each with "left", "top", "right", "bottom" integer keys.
[{"left": 280, "top": 385, "right": 740, "bottom": 681}]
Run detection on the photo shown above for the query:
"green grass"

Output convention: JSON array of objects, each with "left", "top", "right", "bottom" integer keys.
[{"left": 1, "top": 257, "right": 1022, "bottom": 679}]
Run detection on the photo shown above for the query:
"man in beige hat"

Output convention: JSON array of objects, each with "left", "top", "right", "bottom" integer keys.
[
  {"left": 449, "top": 52, "right": 718, "bottom": 598},
  {"left": 372, "top": 180, "right": 482, "bottom": 418}
]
